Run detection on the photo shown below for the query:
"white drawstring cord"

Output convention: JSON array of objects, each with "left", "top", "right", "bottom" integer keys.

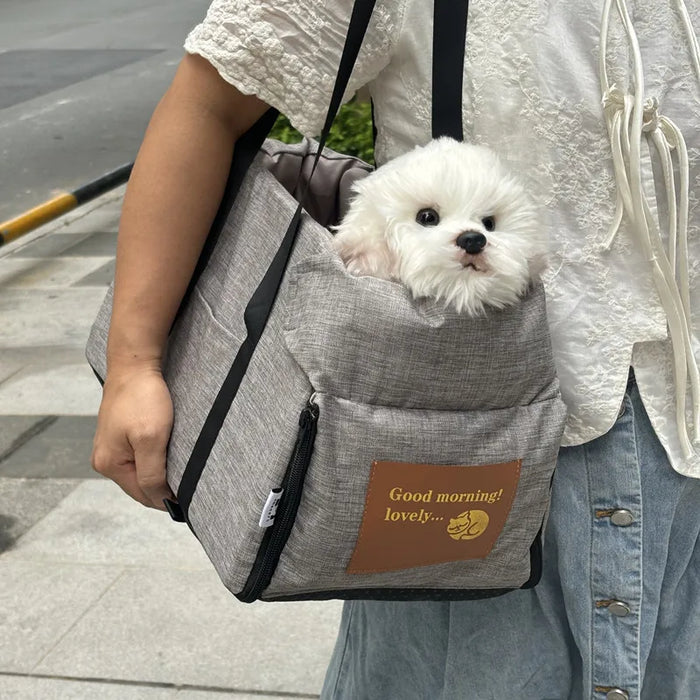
[
  {"left": 600, "top": 88, "right": 633, "bottom": 250},
  {"left": 599, "top": 0, "right": 700, "bottom": 456},
  {"left": 677, "top": 0, "right": 700, "bottom": 83}
]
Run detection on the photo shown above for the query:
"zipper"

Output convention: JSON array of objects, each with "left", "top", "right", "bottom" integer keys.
[{"left": 237, "top": 397, "right": 320, "bottom": 602}]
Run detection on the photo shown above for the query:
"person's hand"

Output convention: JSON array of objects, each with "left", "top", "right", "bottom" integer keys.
[{"left": 91, "top": 365, "right": 175, "bottom": 510}]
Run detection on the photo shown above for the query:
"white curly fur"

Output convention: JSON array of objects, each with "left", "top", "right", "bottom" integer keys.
[{"left": 332, "top": 138, "right": 546, "bottom": 316}]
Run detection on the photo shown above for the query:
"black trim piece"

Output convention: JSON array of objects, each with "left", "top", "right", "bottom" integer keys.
[
  {"left": 432, "top": 0, "right": 469, "bottom": 140},
  {"left": 262, "top": 587, "right": 514, "bottom": 602},
  {"left": 521, "top": 532, "right": 543, "bottom": 588},
  {"left": 250, "top": 525, "right": 542, "bottom": 603},
  {"left": 518, "top": 474, "right": 554, "bottom": 590},
  {"left": 163, "top": 498, "right": 186, "bottom": 522},
  {"left": 370, "top": 97, "right": 378, "bottom": 156},
  {"left": 90, "top": 366, "right": 105, "bottom": 387}
]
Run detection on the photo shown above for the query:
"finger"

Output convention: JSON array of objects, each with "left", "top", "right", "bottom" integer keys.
[
  {"left": 113, "top": 467, "right": 158, "bottom": 509},
  {"left": 132, "top": 438, "right": 173, "bottom": 510},
  {"left": 92, "top": 450, "right": 154, "bottom": 508}
]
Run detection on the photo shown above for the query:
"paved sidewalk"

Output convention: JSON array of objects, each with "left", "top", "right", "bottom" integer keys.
[{"left": 0, "top": 190, "right": 342, "bottom": 699}]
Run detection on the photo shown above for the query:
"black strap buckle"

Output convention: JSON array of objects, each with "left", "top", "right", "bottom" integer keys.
[{"left": 163, "top": 498, "right": 186, "bottom": 523}]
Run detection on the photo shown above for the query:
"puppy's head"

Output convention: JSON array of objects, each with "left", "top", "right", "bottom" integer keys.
[{"left": 333, "top": 138, "right": 545, "bottom": 315}]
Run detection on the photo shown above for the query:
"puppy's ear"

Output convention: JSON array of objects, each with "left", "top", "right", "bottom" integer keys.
[
  {"left": 333, "top": 229, "right": 398, "bottom": 279},
  {"left": 332, "top": 196, "right": 399, "bottom": 280}
]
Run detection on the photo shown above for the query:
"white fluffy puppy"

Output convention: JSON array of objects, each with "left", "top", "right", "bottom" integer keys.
[{"left": 332, "top": 138, "right": 546, "bottom": 316}]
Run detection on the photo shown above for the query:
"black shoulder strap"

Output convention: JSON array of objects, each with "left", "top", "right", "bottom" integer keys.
[
  {"left": 171, "top": 0, "right": 378, "bottom": 520},
  {"left": 171, "top": 0, "right": 471, "bottom": 521},
  {"left": 432, "top": 0, "right": 469, "bottom": 140}
]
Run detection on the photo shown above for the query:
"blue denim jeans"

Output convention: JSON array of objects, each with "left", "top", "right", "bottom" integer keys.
[{"left": 321, "top": 374, "right": 700, "bottom": 699}]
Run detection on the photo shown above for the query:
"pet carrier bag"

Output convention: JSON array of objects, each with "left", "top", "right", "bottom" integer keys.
[{"left": 86, "top": 0, "right": 567, "bottom": 602}]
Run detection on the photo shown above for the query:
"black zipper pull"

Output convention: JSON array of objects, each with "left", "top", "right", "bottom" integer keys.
[{"left": 300, "top": 395, "right": 320, "bottom": 428}]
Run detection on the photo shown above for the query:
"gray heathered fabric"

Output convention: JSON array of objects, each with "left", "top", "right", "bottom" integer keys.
[{"left": 86, "top": 138, "right": 568, "bottom": 600}]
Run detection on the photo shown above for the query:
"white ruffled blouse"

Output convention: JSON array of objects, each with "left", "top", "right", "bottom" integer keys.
[{"left": 185, "top": 0, "right": 700, "bottom": 478}]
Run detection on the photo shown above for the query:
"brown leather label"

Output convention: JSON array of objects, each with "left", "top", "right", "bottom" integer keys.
[{"left": 346, "top": 459, "right": 521, "bottom": 574}]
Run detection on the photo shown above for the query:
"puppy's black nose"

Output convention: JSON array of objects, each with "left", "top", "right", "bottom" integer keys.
[{"left": 456, "top": 232, "right": 487, "bottom": 254}]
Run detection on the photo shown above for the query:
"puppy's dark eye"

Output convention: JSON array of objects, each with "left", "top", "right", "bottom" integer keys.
[
  {"left": 481, "top": 216, "right": 496, "bottom": 232},
  {"left": 416, "top": 208, "right": 440, "bottom": 226}
]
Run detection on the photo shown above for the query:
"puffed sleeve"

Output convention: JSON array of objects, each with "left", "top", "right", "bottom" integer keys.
[{"left": 184, "top": 0, "right": 403, "bottom": 137}]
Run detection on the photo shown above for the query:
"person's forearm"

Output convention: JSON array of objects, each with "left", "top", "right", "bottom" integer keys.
[
  {"left": 106, "top": 53, "right": 268, "bottom": 376},
  {"left": 106, "top": 89, "right": 235, "bottom": 375}
]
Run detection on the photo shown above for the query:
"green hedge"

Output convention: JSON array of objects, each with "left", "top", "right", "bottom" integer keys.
[{"left": 269, "top": 98, "right": 375, "bottom": 165}]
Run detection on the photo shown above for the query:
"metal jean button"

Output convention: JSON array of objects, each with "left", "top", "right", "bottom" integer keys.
[
  {"left": 608, "top": 600, "right": 631, "bottom": 617},
  {"left": 606, "top": 689, "right": 629, "bottom": 700},
  {"left": 610, "top": 509, "right": 635, "bottom": 527}
]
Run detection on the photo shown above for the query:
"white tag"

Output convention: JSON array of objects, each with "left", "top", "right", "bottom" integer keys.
[{"left": 258, "top": 488, "right": 284, "bottom": 528}]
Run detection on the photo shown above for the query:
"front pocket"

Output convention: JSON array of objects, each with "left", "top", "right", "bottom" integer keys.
[
  {"left": 284, "top": 254, "right": 561, "bottom": 411},
  {"left": 261, "top": 391, "right": 565, "bottom": 599},
  {"left": 237, "top": 399, "right": 319, "bottom": 603}
]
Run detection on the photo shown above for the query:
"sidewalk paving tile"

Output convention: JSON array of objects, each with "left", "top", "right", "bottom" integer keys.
[
  {"left": 0, "top": 416, "right": 49, "bottom": 458},
  {"left": 0, "top": 559, "right": 121, "bottom": 672},
  {"left": 0, "top": 676, "right": 298, "bottom": 700},
  {"left": 0, "top": 478, "right": 78, "bottom": 554},
  {"left": 0, "top": 257, "right": 113, "bottom": 289},
  {"left": 1, "top": 480, "right": 212, "bottom": 570},
  {"left": 0, "top": 289, "right": 106, "bottom": 348},
  {"left": 178, "top": 694, "right": 309, "bottom": 699},
  {"left": 4, "top": 232, "right": 93, "bottom": 260},
  {"left": 0, "top": 346, "right": 90, "bottom": 374},
  {"left": 0, "top": 417, "right": 98, "bottom": 478},
  {"left": 57, "top": 231, "right": 118, "bottom": 257},
  {"left": 56, "top": 205, "right": 121, "bottom": 234},
  {"left": 33, "top": 567, "right": 341, "bottom": 695},
  {"left": 73, "top": 259, "right": 115, "bottom": 287},
  {"left": 177, "top": 692, "right": 315, "bottom": 700},
  {"left": 0, "top": 363, "right": 102, "bottom": 416},
  {"left": 0, "top": 358, "right": 24, "bottom": 386},
  {"left": 0, "top": 676, "right": 173, "bottom": 699}
]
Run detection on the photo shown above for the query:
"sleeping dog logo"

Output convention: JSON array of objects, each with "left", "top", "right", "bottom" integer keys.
[{"left": 446, "top": 510, "right": 490, "bottom": 541}]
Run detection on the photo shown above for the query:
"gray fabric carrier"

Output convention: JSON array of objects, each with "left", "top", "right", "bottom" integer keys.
[{"left": 86, "top": 137, "right": 568, "bottom": 602}]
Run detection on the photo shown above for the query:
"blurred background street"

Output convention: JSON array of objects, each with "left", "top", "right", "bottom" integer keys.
[{"left": 0, "top": 0, "right": 209, "bottom": 221}]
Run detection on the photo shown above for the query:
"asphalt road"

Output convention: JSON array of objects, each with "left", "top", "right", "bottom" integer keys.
[{"left": 0, "top": 0, "right": 211, "bottom": 222}]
